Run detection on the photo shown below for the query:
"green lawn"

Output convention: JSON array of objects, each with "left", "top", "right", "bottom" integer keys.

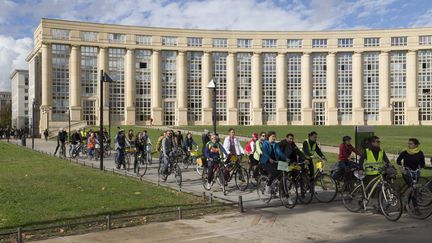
[
  {"left": 178, "top": 125, "right": 432, "bottom": 156},
  {"left": 0, "top": 142, "right": 205, "bottom": 230}
]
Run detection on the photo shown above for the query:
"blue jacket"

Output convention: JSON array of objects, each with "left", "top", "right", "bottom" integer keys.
[{"left": 259, "top": 140, "right": 287, "bottom": 165}]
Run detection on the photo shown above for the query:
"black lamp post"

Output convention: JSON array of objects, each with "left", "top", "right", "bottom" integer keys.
[
  {"left": 67, "top": 108, "right": 71, "bottom": 143},
  {"left": 99, "top": 70, "right": 113, "bottom": 170},
  {"left": 31, "top": 100, "right": 37, "bottom": 150},
  {"left": 207, "top": 79, "right": 217, "bottom": 134}
]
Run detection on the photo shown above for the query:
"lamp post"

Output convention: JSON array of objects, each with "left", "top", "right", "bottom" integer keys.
[
  {"left": 99, "top": 70, "right": 114, "bottom": 171},
  {"left": 207, "top": 79, "right": 217, "bottom": 134},
  {"left": 31, "top": 100, "right": 37, "bottom": 150},
  {"left": 66, "top": 107, "right": 71, "bottom": 143}
]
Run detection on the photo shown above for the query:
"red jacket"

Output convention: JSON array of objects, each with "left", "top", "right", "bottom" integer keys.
[{"left": 338, "top": 143, "right": 360, "bottom": 161}]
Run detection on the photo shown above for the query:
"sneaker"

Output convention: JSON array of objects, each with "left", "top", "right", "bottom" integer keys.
[
  {"left": 287, "top": 197, "right": 294, "bottom": 205},
  {"left": 265, "top": 185, "right": 272, "bottom": 195},
  {"left": 205, "top": 182, "right": 211, "bottom": 190}
]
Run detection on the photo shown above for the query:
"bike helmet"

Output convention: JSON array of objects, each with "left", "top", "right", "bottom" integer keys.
[{"left": 342, "top": 136, "right": 352, "bottom": 142}]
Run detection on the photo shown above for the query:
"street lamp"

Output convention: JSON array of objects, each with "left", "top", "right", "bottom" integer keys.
[
  {"left": 207, "top": 79, "right": 217, "bottom": 134},
  {"left": 99, "top": 70, "right": 114, "bottom": 171},
  {"left": 31, "top": 100, "right": 38, "bottom": 150},
  {"left": 66, "top": 107, "right": 71, "bottom": 143}
]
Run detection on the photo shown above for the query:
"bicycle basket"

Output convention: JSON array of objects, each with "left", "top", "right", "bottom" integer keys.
[
  {"left": 230, "top": 155, "right": 238, "bottom": 163},
  {"left": 190, "top": 151, "right": 199, "bottom": 157},
  {"left": 315, "top": 160, "right": 323, "bottom": 169},
  {"left": 196, "top": 157, "right": 203, "bottom": 166},
  {"left": 288, "top": 164, "right": 302, "bottom": 171},
  {"left": 277, "top": 161, "right": 289, "bottom": 172},
  {"left": 384, "top": 166, "right": 397, "bottom": 179}
]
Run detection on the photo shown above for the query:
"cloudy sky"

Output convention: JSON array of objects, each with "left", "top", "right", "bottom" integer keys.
[{"left": 1, "top": 0, "right": 432, "bottom": 91}]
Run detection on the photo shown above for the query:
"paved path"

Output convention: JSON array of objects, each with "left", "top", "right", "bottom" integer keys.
[{"left": 7, "top": 139, "right": 432, "bottom": 242}]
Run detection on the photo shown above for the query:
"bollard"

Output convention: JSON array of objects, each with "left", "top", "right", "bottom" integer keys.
[
  {"left": 112, "top": 168, "right": 115, "bottom": 174},
  {"left": 106, "top": 215, "right": 111, "bottom": 230},
  {"left": 124, "top": 170, "right": 127, "bottom": 176},
  {"left": 178, "top": 207, "right": 182, "bottom": 220},
  {"left": 17, "top": 227, "right": 23, "bottom": 243},
  {"left": 84, "top": 161, "right": 86, "bottom": 166},
  {"left": 91, "top": 163, "right": 94, "bottom": 169},
  {"left": 209, "top": 193, "right": 213, "bottom": 204},
  {"left": 238, "top": 195, "right": 244, "bottom": 213},
  {"left": 202, "top": 192, "right": 206, "bottom": 201}
]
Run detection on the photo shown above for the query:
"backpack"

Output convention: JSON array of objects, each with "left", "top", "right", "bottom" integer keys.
[
  {"left": 156, "top": 136, "right": 164, "bottom": 152},
  {"left": 245, "top": 139, "right": 254, "bottom": 154},
  {"left": 330, "top": 163, "right": 343, "bottom": 181}
]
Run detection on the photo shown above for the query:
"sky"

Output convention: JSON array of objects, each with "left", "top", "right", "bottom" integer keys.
[{"left": 1, "top": 0, "right": 432, "bottom": 91}]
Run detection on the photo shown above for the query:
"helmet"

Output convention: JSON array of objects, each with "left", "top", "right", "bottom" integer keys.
[
  {"left": 343, "top": 136, "right": 352, "bottom": 142},
  {"left": 252, "top": 132, "right": 258, "bottom": 139},
  {"left": 59, "top": 128, "right": 64, "bottom": 132}
]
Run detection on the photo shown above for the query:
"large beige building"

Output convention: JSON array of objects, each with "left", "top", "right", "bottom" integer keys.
[{"left": 26, "top": 18, "right": 432, "bottom": 133}]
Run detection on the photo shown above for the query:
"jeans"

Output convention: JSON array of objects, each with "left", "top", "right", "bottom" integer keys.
[
  {"left": 116, "top": 148, "right": 125, "bottom": 166},
  {"left": 162, "top": 154, "right": 171, "bottom": 175},
  {"left": 263, "top": 162, "right": 280, "bottom": 186},
  {"left": 88, "top": 148, "right": 95, "bottom": 157}
]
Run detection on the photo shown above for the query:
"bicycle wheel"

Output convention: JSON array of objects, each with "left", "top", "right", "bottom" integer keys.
[
  {"left": 136, "top": 159, "right": 148, "bottom": 177},
  {"left": 125, "top": 154, "right": 131, "bottom": 171},
  {"left": 314, "top": 173, "right": 338, "bottom": 203},
  {"left": 298, "top": 174, "right": 313, "bottom": 204},
  {"left": 234, "top": 166, "right": 249, "bottom": 191},
  {"left": 147, "top": 151, "right": 152, "bottom": 165},
  {"left": 158, "top": 161, "right": 164, "bottom": 182},
  {"left": 280, "top": 176, "right": 297, "bottom": 209},
  {"left": 257, "top": 175, "right": 272, "bottom": 204},
  {"left": 217, "top": 169, "right": 226, "bottom": 195},
  {"left": 406, "top": 186, "right": 432, "bottom": 219},
  {"left": 342, "top": 183, "right": 364, "bottom": 212},
  {"left": 378, "top": 183, "right": 403, "bottom": 221},
  {"left": 182, "top": 156, "right": 190, "bottom": 169},
  {"left": 202, "top": 169, "right": 211, "bottom": 191},
  {"left": 174, "top": 163, "right": 182, "bottom": 186}
]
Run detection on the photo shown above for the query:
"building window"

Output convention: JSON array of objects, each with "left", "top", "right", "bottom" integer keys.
[
  {"left": 108, "top": 33, "right": 126, "bottom": 43},
  {"left": 161, "top": 36, "right": 177, "bottom": 46},
  {"left": 419, "top": 35, "right": 432, "bottom": 45},
  {"left": 212, "top": 38, "right": 228, "bottom": 48},
  {"left": 391, "top": 36, "right": 407, "bottom": 46},
  {"left": 287, "top": 39, "right": 302, "bottom": 48},
  {"left": 312, "top": 39, "right": 327, "bottom": 48},
  {"left": 237, "top": 39, "right": 252, "bottom": 48},
  {"left": 80, "top": 31, "right": 98, "bottom": 42},
  {"left": 108, "top": 48, "right": 126, "bottom": 121},
  {"left": 212, "top": 52, "right": 227, "bottom": 121},
  {"left": 187, "top": 52, "right": 202, "bottom": 121},
  {"left": 24, "top": 96, "right": 28, "bottom": 101},
  {"left": 312, "top": 53, "right": 327, "bottom": 99},
  {"left": 390, "top": 51, "right": 407, "bottom": 98},
  {"left": 136, "top": 35, "right": 152, "bottom": 45},
  {"left": 338, "top": 38, "right": 353, "bottom": 48},
  {"left": 163, "top": 101, "right": 175, "bottom": 126},
  {"left": 51, "top": 44, "right": 70, "bottom": 121},
  {"left": 364, "top": 37, "right": 380, "bottom": 47},
  {"left": 51, "top": 29, "right": 70, "bottom": 40},
  {"left": 24, "top": 77, "right": 28, "bottom": 86},
  {"left": 363, "top": 52, "right": 380, "bottom": 121},
  {"left": 238, "top": 102, "right": 251, "bottom": 125},
  {"left": 80, "top": 46, "right": 98, "bottom": 96},
  {"left": 262, "top": 39, "right": 277, "bottom": 48},
  {"left": 237, "top": 53, "right": 252, "bottom": 100},
  {"left": 418, "top": 50, "right": 432, "bottom": 121},
  {"left": 82, "top": 100, "right": 96, "bottom": 125},
  {"left": 135, "top": 49, "right": 152, "bottom": 122},
  {"left": 161, "top": 51, "right": 177, "bottom": 98},
  {"left": 262, "top": 53, "right": 277, "bottom": 122},
  {"left": 287, "top": 53, "right": 302, "bottom": 121},
  {"left": 187, "top": 37, "right": 203, "bottom": 47},
  {"left": 337, "top": 53, "right": 353, "bottom": 121}
]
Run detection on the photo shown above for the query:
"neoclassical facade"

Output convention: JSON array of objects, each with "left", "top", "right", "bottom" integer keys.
[{"left": 26, "top": 18, "right": 432, "bottom": 132}]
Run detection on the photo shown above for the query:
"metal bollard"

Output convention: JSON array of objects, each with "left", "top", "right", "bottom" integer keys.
[
  {"left": 112, "top": 168, "right": 115, "bottom": 174},
  {"left": 178, "top": 207, "right": 182, "bottom": 220},
  {"left": 17, "top": 227, "right": 23, "bottom": 243},
  {"left": 84, "top": 161, "right": 86, "bottom": 166},
  {"left": 202, "top": 192, "right": 206, "bottom": 201},
  {"left": 91, "top": 163, "right": 94, "bottom": 169},
  {"left": 209, "top": 193, "right": 213, "bottom": 204},
  {"left": 106, "top": 215, "right": 111, "bottom": 230},
  {"left": 238, "top": 195, "right": 244, "bottom": 213}
]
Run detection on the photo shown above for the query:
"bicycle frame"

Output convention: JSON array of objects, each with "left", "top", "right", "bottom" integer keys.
[{"left": 357, "top": 174, "right": 385, "bottom": 210}]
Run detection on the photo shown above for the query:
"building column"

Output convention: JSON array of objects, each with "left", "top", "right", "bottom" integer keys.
[
  {"left": 379, "top": 51, "right": 392, "bottom": 125},
  {"left": 40, "top": 43, "right": 51, "bottom": 133},
  {"left": 125, "top": 48, "right": 136, "bottom": 125},
  {"left": 276, "top": 52, "right": 287, "bottom": 125},
  {"left": 201, "top": 51, "right": 213, "bottom": 125},
  {"left": 406, "top": 50, "right": 419, "bottom": 125},
  {"left": 326, "top": 52, "right": 338, "bottom": 125},
  {"left": 251, "top": 52, "right": 262, "bottom": 125},
  {"left": 69, "top": 45, "right": 81, "bottom": 122},
  {"left": 352, "top": 51, "right": 365, "bottom": 125},
  {"left": 301, "top": 52, "right": 313, "bottom": 125},
  {"left": 227, "top": 52, "right": 238, "bottom": 125},
  {"left": 151, "top": 50, "right": 163, "bottom": 125},
  {"left": 176, "top": 51, "right": 188, "bottom": 126},
  {"left": 97, "top": 47, "right": 109, "bottom": 125}
]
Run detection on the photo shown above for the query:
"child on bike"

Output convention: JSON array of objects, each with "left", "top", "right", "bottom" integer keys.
[{"left": 204, "top": 134, "right": 228, "bottom": 189}]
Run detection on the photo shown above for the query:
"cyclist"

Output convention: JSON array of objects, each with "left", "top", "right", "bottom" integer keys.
[
  {"left": 161, "top": 130, "right": 175, "bottom": 181},
  {"left": 183, "top": 132, "right": 198, "bottom": 152},
  {"left": 279, "top": 133, "right": 308, "bottom": 165},
  {"left": 204, "top": 133, "right": 228, "bottom": 189},
  {"left": 245, "top": 133, "right": 259, "bottom": 175},
  {"left": 115, "top": 129, "right": 129, "bottom": 169},
  {"left": 70, "top": 129, "right": 82, "bottom": 156},
  {"left": 396, "top": 138, "right": 425, "bottom": 186},
  {"left": 54, "top": 128, "right": 67, "bottom": 156},
  {"left": 175, "top": 131, "right": 184, "bottom": 148},
  {"left": 43, "top": 129, "right": 49, "bottom": 141},
  {"left": 223, "top": 128, "right": 244, "bottom": 160},
  {"left": 260, "top": 131, "right": 287, "bottom": 195},
  {"left": 251, "top": 132, "right": 267, "bottom": 178},
  {"left": 336, "top": 136, "right": 361, "bottom": 180},
  {"left": 102, "top": 128, "right": 110, "bottom": 144},
  {"left": 87, "top": 132, "right": 98, "bottom": 160},
  {"left": 80, "top": 128, "right": 87, "bottom": 141},
  {"left": 302, "top": 131, "right": 327, "bottom": 179},
  {"left": 358, "top": 136, "right": 391, "bottom": 178},
  {"left": 126, "top": 129, "right": 135, "bottom": 146}
]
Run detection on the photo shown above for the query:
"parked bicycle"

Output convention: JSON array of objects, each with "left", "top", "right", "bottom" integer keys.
[
  {"left": 312, "top": 156, "right": 338, "bottom": 203},
  {"left": 401, "top": 167, "right": 432, "bottom": 219}
]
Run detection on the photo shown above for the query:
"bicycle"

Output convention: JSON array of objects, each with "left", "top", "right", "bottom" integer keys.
[
  {"left": 288, "top": 161, "right": 314, "bottom": 204},
  {"left": 256, "top": 161, "right": 298, "bottom": 208},
  {"left": 226, "top": 155, "right": 249, "bottom": 191},
  {"left": 311, "top": 156, "right": 338, "bottom": 203},
  {"left": 401, "top": 168, "right": 432, "bottom": 219},
  {"left": 202, "top": 157, "right": 227, "bottom": 195},
  {"left": 342, "top": 165, "right": 403, "bottom": 221},
  {"left": 124, "top": 146, "right": 136, "bottom": 171},
  {"left": 135, "top": 150, "right": 149, "bottom": 177},
  {"left": 182, "top": 146, "right": 199, "bottom": 169},
  {"left": 59, "top": 142, "right": 67, "bottom": 158},
  {"left": 115, "top": 147, "right": 127, "bottom": 170},
  {"left": 158, "top": 151, "right": 182, "bottom": 186}
]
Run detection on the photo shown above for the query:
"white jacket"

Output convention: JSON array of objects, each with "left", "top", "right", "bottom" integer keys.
[{"left": 223, "top": 136, "right": 244, "bottom": 156}]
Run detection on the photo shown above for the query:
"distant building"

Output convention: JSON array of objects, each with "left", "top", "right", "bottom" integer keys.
[
  {"left": 0, "top": 91, "right": 12, "bottom": 127},
  {"left": 0, "top": 91, "right": 11, "bottom": 112},
  {"left": 10, "top": 69, "right": 29, "bottom": 129}
]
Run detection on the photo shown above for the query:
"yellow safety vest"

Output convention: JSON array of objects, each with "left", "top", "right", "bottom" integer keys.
[
  {"left": 303, "top": 139, "right": 317, "bottom": 156},
  {"left": 364, "top": 148, "right": 385, "bottom": 175}
]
